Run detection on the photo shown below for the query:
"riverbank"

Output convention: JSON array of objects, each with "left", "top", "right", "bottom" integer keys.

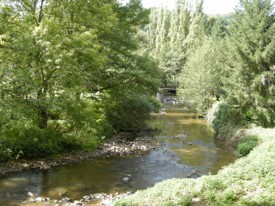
[
  {"left": 115, "top": 127, "right": 275, "bottom": 206},
  {"left": 0, "top": 130, "right": 159, "bottom": 176}
]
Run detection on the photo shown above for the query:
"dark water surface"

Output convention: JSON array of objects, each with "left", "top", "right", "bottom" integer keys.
[{"left": 0, "top": 106, "right": 236, "bottom": 205}]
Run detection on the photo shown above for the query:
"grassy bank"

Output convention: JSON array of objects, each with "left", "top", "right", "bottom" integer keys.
[{"left": 115, "top": 127, "right": 275, "bottom": 206}]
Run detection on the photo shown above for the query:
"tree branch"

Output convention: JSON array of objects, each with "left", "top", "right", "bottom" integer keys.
[{"left": 38, "top": 0, "right": 45, "bottom": 24}]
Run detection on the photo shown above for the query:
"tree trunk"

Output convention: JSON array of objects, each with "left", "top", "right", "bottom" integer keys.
[
  {"left": 37, "top": 83, "right": 48, "bottom": 129},
  {"left": 38, "top": 105, "right": 48, "bottom": 129}
]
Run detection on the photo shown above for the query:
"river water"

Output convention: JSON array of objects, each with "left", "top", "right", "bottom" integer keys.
[{"left": 0, "top": 106, "right": 236, "bottom": 205}]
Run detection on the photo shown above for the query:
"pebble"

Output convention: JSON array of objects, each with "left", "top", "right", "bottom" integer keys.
[
  {"left": 52, "top": 192, "right": 132, "bottom": 206},
  {"left": 27, "top": 191, "right": 35, "bottom": 197},
  {"left": 62, "top": 197, "right": 72, "bottom": 202},
  {"left": 122, "top": 176, "right": 130, "bottom": 182},
  {"left": 83, "top": 195, "right": 91, "bottom": 201},
  {"left": 101, "top": 199, "right": 112, "bottom": 206},
  {"left": 72, "top": 200, "right": 83, "bottom": 206},
  {"left": 35, "top": 197, "right": 44, "bottom": 202}
]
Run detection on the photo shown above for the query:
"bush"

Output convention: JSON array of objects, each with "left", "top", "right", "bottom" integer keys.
[
  {"left": 63, "top": 98, "right": 114, "bottom": 149},
  {"left": 0, "top": 98, "right": 115, "bottom": 161},
  {"left": 0, "top": 144, "right": 12, "bottom": 162},
  {"left": 207, "top": 101, "right": 241, "bottom": 140},
  {"left": 211, "top": 102, "right": 240, "bottom": 132},
  {"left": 0, "top": 120, "right": 64, "bottom": 159},
  {"left": 236, "top": 135, "right": 258, "bottom": 157},
  {"left": 105, "top": 94, "right": 158, "bottom": 132}
]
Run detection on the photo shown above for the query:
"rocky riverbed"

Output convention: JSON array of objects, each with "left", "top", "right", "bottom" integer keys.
[
  {"left": 22, "top": 191, "right": 132, "bottom": 206},
  {"left": 0, "top": 130, "right": 159, "bottom": 176}
]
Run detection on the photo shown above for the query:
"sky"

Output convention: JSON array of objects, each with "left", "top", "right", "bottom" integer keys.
[{"left": 141, "top": 0, "right": 240, "bottom": 15}]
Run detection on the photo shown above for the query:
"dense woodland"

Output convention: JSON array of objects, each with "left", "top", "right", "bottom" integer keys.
[{"left": 0, "top": 0, "right": 274, "bottom": 161}]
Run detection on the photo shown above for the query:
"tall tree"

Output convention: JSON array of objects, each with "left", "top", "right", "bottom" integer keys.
[
  {"left": 178, "top": 37, "right": 226, "bottom": 113},
  {"left": 224, "top": 0, "right": 275, "bottom": 126},
  {"left": 0, "top": 0, "right": 160, "bottom": 158},
  {"left": 0, "top": 0, "right": 117, "bottom": 128},
  {"left": 164, "top": 0, "right": 192, "bottom": 86}
]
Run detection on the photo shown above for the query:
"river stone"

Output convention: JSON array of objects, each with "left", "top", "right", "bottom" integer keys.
[
  {"left": 62, "top": 197, "right": 72, "bottom": 202},
  {"left": 83, "top": 195, "right": 91, "bottom": 201},
  {"left": 27, "top": 191, "right": 34, "bottom": 197},
  {"left": 72, "top": 201, "right": 83, "bottom": 206},
  {"left": 93, "top": 193, "right": 104, "bottom": 199},
  {"left": 35, "top": 197, "right": 44, "bottom": 202},
  {"left": 122, "top": 176, "right": 130, "bottom": 182},
  {"left": 101, "top": 199, "right": 112, "bottom": 206}
]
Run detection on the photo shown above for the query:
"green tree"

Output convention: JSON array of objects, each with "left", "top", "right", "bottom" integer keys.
[
  {"left": 177, "top": 14, "right": 230, "bottom": 112},
  {"left": 136, "top": 7, "right": 172, "bottom": 85},
  {"left": 224, "top": 0, "right": 275, "bottom": 126},
  {"left": 0, "top": 0, "right": 114, "bottom": 128},
  {"left": 0, "top": 0, "right": 160, "bottom": 159},
  {"left": 163, "top": 0, "right": 192, "bottom": 86},
  {"left": 178, "top": 38, "right": 225, "bottom": 112},
  {"left": 0, "top": 0, "right": 118, "bottom": 158}
]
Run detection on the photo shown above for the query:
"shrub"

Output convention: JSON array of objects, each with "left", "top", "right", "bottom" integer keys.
[
  {"left": 211, "top": 102, "right": 241, "bottom": 132},
  {"left": 0, "top": 98, "right": 115, "bottom": 161},
  {"left": 105, "top": 94, "right": 158, "bottom": 132},
  {"left": 64, "top": 98, "right": 114, "bottom": 149},
  {"left": 175, "top": 197, "right": 192, "bottom": 206},
  {"left": 0, "top": 120, "right": 63, "bottom": 159},
  {"left": 207, "top": 101, "right": 241, "bottom": 140},
  {"left": 236, "top": 135, "right": 258, "bottom": 157},
  {"left": 0, "top": 144, "right": 12, "bottom": 162}
]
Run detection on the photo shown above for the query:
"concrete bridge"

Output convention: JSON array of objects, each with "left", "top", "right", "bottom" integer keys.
[{"left": 157, "top": 87, "right": 178, "bottom": 104}]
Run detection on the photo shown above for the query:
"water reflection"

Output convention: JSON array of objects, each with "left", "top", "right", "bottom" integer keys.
[{"left": 0, "top": 105, "right": 236, "bottom": 204}]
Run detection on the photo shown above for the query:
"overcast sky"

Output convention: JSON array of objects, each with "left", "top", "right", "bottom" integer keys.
[{"left": 141, "top": 0, "right": 240, "bottom": 14}]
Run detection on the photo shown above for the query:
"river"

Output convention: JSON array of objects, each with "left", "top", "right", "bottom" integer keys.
[{"left": 0, "top": 105, "right": 236, "bottom": 205}]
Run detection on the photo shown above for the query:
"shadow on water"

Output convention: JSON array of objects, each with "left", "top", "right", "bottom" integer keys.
[{"left": 0, "top": 105, "right": 236, "bottom": 205}]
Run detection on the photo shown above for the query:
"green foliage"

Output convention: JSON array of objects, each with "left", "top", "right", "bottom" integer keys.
[
  {"left": 207, "top": 101, "right": 241, "bottom": 140},
  {"left": 0, "top": 121, "right": 63, "bottom": 159},
  {"left": 211, "top": 103, "right": 239, "bottom": 131},
  {"left": 0, "top": 0, "right": 160, "bottom": 160},
  {"left": 0, "top": 145, "right": 12, "bottom": 162},
  {"left": 178, "top": 38, "right": 225, "bottom": 113},
  {"left": 174, "top": 197, "right": 192, "bottom": 206},
  {"left": 105, "top": 94, "right": 158, "bottom": 132},
  {"left": 141, "top": 0, "right": 275, "bottom": 129},
  {"left": 0, "top": 99, "right": 112, "bottom": 161},
  {"left": 236, "top": 135, "right": 259, "bottom": 157},
  {"left": 138, "top": 1, "right": 206, "bottom": 87},
  {"left": 223, "top": 0, "right": 275, "bottom": 127}
]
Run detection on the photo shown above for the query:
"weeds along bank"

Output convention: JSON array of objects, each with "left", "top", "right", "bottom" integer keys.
[{"left": 115, "top": 101, "right": 275, "bottom": 206}]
